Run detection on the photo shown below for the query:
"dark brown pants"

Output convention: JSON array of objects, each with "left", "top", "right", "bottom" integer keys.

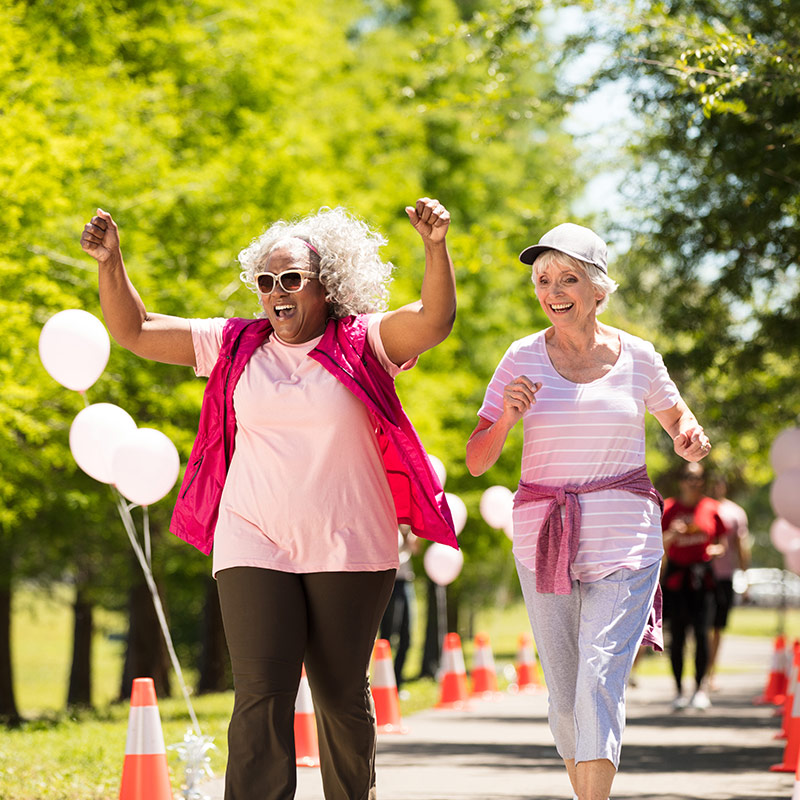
[{"left": 216, "top": 567, "right": 396, "bottom": 800}]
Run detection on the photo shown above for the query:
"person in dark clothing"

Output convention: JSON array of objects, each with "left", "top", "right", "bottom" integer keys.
[{"left": 662, "top": 462, "right": 727, "bottom": 711}]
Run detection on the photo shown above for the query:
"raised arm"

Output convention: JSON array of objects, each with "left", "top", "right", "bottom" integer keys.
[
  {"left": 379, "top": 198, "right": 456, "bottom": 367},
  {"left": 80, "top": 209, "right": 196, "bottom": 367},
  {"left": 466, "top": 377, "right": 541, "bottom": 476},
  {"left": 652, "top": 397, "right": 711, "bottom": 462}
]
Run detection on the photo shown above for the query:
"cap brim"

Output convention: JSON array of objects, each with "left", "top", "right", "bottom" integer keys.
[{"left": 518, "top": 244, "right": 607, "bottom": 273}]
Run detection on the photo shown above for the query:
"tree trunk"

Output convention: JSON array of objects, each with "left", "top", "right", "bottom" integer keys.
[
  {"left": 119, "top": 580, "right": 171, "bottom": 701},
  {"left": 67, "top": 585, "right": 93, "bottom": 708},
  {"left": 0, "top": 585, "right": 20, "bottom": 726},
  {"left": 196, "top": 576, "right": 231, "bottom": 694}
]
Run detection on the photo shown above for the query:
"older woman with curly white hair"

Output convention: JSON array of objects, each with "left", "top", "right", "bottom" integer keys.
[
  {"left": 466, "top": 223, "right": 711, "bottom": 800},
  {"left": 81, "top": 198, "right": 458, "bottom": 800}
]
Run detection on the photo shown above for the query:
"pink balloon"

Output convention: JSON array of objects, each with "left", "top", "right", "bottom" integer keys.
[
  {"left": 771, "top": 428, "right": 800, "bottom": 475},
  {"left": 39, "top": 309, "right": 110, "bottom": 392},
  {"left": 424, "top": 542, "right": 464, "bottom": 586},
  {"left": 770, "top": 518, "right": 800, "bottom": 554},
  {"left": 111, "top": 428, "right": 180, "bottom": 506},
  {"left": 69, "top": 403, "right": 137, "bottom": 483},
  {"left": 771, "top": 469, "right": 800, "bottom": 529},
  {"left": 428, "top": 454, "right": 447, "bottom": 488},
  {"left": 480, "top": 485, "right": 514, "bottom": 530},
  {"left": 445, "top": 492, "right": 467, "bottom": 536}
]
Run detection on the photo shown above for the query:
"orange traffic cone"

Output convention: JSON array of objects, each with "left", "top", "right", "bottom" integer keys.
[
  {"left": 371, "top": 639, "right": 408, "bottom": 734},
  {"left": 771, "top": 645, "right": 800, "bottom": 772},
  {"left": 777, "top": 643, "right": 800, "bottom": 740},
  {"left": 513, "top": 633, "right": 544, "bottom": 693},
  {"left": 119, "top": 677, "right": 172, "bottom": 800},
  {"left": 470, "top": 632, "right": 499, "bottom": 698},
  {"left": 755, "top": 634, "right": 789, "bottom": 705},
  {"left": 295, "top": 666, "right": 320, "bottom": 767},
  {"left": 437, "top": 633, "right": 470, "bottom": 709}
]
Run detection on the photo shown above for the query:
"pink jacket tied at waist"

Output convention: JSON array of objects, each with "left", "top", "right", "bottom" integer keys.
[{"left": 514, "top": 464, "right": 665, "bottom": 651}]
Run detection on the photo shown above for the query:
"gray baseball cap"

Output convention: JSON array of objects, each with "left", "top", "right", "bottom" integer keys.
[{"left": 519, "top": 222, "right": 608, "bottom": 274}]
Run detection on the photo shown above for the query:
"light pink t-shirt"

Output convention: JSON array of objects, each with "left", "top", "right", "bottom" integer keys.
[
  {"left": 479, "top": 328, "right": 681, "bottom": 582},
  {"left": 191, "top": 314, "right": 409, "bottom": 577}
]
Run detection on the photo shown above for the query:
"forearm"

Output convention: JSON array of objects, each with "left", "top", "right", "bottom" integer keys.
[
  {"left": 97, "top": 252, "right": 150, "bottom": 350},
  {"left": 418, "top": 240, "right": 456, "bottom": 342},
  {"left": 466, "top": 417, "right": 516, "bottom": 477}
]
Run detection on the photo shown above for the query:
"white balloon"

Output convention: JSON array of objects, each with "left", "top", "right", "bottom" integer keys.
[
  {"left": 771, "top": 469, "right": 800, "bottom": 529},
  {"left": 445, "top": 492, "right": 467, "bottom": 536},
  {"left": 424, "top": 542, "right": 464, "bottom": 586},
  {"left": 770, "top": 518, "right": 800, "bottom": 554},
  {"left": 502, "top": 519, "right": 514, "bottom": 542},
  {"left": 112, "top": 428, "right": 181, "bottom": 506},
  {"left": 480, "top": 485, "right": 514, "bottom": 530},
  {"left": 69, "top": 403, "right": 137, "bottom": 483},
  {"left": 771, "top": 428, "right": 800, "bottom": 476},
  {"left": 39, "top": 309, "right": 110, "bottom": 392},
  {"left": 429, "top": 454, "right": 447, "bottom": 488}
]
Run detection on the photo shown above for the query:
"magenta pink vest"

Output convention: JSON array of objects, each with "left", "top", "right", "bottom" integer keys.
[{"left": 170, "top": 315, "right": 457, "bottom": 555}]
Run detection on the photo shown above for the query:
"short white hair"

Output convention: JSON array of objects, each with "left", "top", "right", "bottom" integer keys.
[
  {"left": 532, "top": 249, "right": 618, "bottom": 314},
  {"left": 238, "top": 207, "right": 394, "bottom": 318}
]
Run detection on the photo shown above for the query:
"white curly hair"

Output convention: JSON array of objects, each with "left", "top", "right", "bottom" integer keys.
[
  {"left": 238, "top": 206, "right": 394, "bottom": 318},
  {"left": 532, "top": 249, "right": 618, "bottom": 314}
]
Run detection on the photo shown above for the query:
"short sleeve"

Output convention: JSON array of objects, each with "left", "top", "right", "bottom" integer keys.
[
  {"left": 366, "top": 313, "right": 417, "bottom": 378},
  {"left": 190, "top": 318, "right": 227, "bottom": 377},
  {"left": 643, "top": 344, "right": 682, "bottom": 414},
  {"left": 477, "top": 344, "right": 517, "bottom": 422}
]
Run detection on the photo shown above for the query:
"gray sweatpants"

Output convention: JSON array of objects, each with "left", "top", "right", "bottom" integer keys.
[{"left": 516, "top": 558, "right": 660, "bottom": 768}]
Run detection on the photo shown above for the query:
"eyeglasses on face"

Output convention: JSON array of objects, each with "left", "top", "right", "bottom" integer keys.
[{"left": 255, "top": 269, "right": 319, "bottom": 295}]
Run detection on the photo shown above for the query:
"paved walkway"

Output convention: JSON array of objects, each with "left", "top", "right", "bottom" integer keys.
[{"left": 201, "top": 635, "right": 796, "bottom": 799}]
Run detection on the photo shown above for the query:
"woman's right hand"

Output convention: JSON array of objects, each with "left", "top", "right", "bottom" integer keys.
[
  {"left": 501, "top": 376, "right": 542, "bottom": 424},
  {"left": 81, "top": 209, "right": 121, "bottom": 264}
]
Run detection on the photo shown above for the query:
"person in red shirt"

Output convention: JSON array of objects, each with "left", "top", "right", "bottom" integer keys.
[{"left": 662, "top": 461, "right": 727, "bottom": 710}]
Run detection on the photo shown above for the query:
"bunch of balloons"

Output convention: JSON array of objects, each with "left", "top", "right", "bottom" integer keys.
[
  {"left": 39, "top": 309, "right": 180, "bottom": 507},
  {"left": 768, "top": 426, "right": 800, "bottom": 573}
]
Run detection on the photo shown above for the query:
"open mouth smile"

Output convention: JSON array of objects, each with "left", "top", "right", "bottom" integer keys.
[
  {"left": 273, "top": 303, "right": 297, "bottom": 319},
  {"left": 549, "top": 302, "right": 574, "bottom": 313}
]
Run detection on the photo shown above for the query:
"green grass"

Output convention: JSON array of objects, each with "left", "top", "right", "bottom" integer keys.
[{"left": 3, "top": 584, "right": 794, "bottom": 799}]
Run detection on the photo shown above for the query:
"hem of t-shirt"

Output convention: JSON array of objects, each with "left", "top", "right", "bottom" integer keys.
[
  {"left": 513, "top": 551, "right": 664, "bottom": 583},
  {"left": 212, "top": 556, "right": 400, "bottom": 578}
]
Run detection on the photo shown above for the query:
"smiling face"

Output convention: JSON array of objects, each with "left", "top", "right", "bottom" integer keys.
[
  {"left": 533, "top": 256, "right": 604, "bottom": 328},
  {"left": 259, "top": 240, "right": 329, "bottom": 343}
]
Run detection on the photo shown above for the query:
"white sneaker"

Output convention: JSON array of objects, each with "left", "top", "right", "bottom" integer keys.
[
  {"left": 672, "top": 693, "right": 689, "bottom": 711},
  {"left": 690, "top": 689, "right": 711, "bottom": 709}
]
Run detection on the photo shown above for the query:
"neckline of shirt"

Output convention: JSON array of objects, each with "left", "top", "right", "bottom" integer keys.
[{"left": 539, "top": 328, "right": 625, "bottom": 387}]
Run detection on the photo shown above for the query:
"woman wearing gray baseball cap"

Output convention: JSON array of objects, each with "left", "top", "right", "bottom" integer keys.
[{"left": 466, "top": 222, "right": 711, "bottom": 800}]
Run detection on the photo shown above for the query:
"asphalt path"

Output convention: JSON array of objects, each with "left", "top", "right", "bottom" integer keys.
[{"left": 201, "top": 635, "right": 795, "bottom": 799}]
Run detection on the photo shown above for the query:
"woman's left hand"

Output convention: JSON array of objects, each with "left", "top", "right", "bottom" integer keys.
[
  {"left": 406, "top": 197, "right": 450, "bottom": 244},
  {"left": 673, "top": 425, "right": 711, "bottom": 462}
]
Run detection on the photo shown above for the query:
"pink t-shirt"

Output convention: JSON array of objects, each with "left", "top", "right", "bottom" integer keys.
[
  {"left": 478, "top": 328, "right": 681, "bottom": 582},
  {"left": 191, "top": 314, "right": 410, "bottom": 576}
]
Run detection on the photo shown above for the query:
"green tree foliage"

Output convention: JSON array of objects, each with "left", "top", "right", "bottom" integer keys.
[
  {"left": 2, "top": 0, "right": 587, "bottom": 711},
  {"left": 581, "top": 0, "right": 800, "bottom": 550}
]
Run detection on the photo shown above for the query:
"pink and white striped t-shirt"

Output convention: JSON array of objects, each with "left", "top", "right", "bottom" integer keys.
[{"left": 478, "top": 328, "right": 681, "bottom": 583}]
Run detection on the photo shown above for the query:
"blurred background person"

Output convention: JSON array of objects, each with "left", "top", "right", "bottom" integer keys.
[
  {"left": 706, "top": 474, "right": 751, "bottom": 691},
  {"left": 661, "top": 462, "right": 727, "bottom": 711},
  {"left": 379, "top": 524, "right": 419, "bottom": 692}
]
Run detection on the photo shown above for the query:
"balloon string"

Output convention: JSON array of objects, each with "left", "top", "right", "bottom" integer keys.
[
  {"left": 114, "top": 488, "right": 201, "bottom": 736},
  {"left": 143, "top": 506, "right": 152, "bottom": 569}
]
